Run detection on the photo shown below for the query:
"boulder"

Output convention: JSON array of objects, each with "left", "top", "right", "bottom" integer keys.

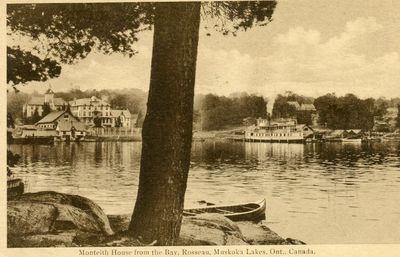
[
  {"left": 7, "top": 201, "right": 58, "bottom": 235},
  {"left": 178, "top": 214, "right": 247, "bottom": 245},
  {"left": 236, "top": 221, "right": 287, "bottom": 245},
  {"left": 236, "top": 221, "right": 306, "bottom": 245},
  {"left": 7, "top": 191, "right": 305, "bottom": 247},
  {"left": 108, "top": 213, "right": 248, "bottom": 246},
  {"left": 8, "top": 191, "right": 113, "bottom": 236},
  {"left": 8, "top": 232, "right": 78, "bottom": 247}
]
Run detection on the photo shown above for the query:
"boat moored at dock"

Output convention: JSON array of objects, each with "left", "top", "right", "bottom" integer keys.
[{"left": 244, "top": 119, "right": 314, "bottom": 143}]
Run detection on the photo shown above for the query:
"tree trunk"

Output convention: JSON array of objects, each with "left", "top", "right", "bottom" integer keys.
[{"left": 127, "top": 2, "right": 201, "bottom": 246}]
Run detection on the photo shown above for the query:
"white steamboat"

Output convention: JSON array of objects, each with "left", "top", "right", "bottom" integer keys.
[{"left": 245, "top": 119, "right": 313, "bottom": 143}]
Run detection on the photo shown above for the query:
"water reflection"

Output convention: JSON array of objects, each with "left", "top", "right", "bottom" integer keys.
[{"left": 8, "top": 140, "right": 400, "bottom": 244}]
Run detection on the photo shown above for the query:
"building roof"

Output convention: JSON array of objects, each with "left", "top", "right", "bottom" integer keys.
[
  {"left": 45, "top": 88, "right": 54, "bottom": 94},
  {"left": 347, "top": 129, "right": 362, "bottom": 134},
  {"left": 287, "top": 101, "right": 300, "bottom": 109},
  {"left": 27, "top": 96, "right": 65, "bottom": 106},
  {"left": 36, "top": 110, "right": 66, "bottom": 124},
  {"left": 69, "top": 96, "right": 110, "bottom": 107},
  {"left": 56, "top": 120, "right": 86, "bottom": 131},
  {"left": 299, "top": 104, "right": 316, "bottom": 111},
  {"left": 110, "top": 109, "right": 132, "bottom": 118}
]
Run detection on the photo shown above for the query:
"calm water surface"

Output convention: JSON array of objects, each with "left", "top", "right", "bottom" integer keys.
[{"left": 8, "top": 140, "right": 400, "bottom": 244}]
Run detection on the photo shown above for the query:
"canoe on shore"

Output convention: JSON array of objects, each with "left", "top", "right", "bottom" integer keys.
[{"left": 183, "top": 199, "right": 266, "bottom": 222}]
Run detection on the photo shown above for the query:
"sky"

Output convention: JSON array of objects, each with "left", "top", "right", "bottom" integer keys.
[{"left": 11, "top": 0, "right": 400, "bottom": 103}]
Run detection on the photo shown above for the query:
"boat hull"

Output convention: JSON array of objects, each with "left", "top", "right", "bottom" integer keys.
[
  {"left": 245, "top": 138, "right": 305, "bottom": 143},
  {"left": 183, "top": 199, "right": 266, "bottom": 222}
]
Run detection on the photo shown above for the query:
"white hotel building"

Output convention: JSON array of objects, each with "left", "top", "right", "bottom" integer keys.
[{"left": 69, "top": 96, "right": 113, "bottom": 127}]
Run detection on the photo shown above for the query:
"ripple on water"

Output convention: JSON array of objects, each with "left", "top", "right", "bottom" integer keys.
[{"left": 8, "top": 141, "right": 400, "bottom": 244}]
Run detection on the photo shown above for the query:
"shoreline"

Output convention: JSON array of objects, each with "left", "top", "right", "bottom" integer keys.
[{"left": 7, "top": 191, "right": 305, "bottom": 247}]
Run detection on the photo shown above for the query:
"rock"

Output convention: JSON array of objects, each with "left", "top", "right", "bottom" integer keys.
[
  {"left": 108, "top": 214, "right": 245, "bottom": 246},
  {"left": 8, "top": 191, "right": 113, "bottom": 236},
  {"left": 184, "top": 213, "right": 242, "bottom": 233},
  {"left": 8, "top": 232, "right": 78, "bottom": 247},
  {"left": 285, "top": 238, "right": 306, "bottom": 245},
  {"left": 178, "top": 214, "right": 247, "bottom": 245},
  {"left": 236, "top": 221, "right": 287, "bottom": 245},
  {"left": 236, "top": 221, "right": 307, "bottom": 245},
  {"left": 108, "top": 214, "right": 131, "bottom": 232},
  {"left": 7, "top": 201, "right": 58, "bottom": 235},
  {"left": 8, "top": 191, "right": 304, "bottom": 247},
  {"left": 106, "top": 213, "right": 303, "bottom": 246}
]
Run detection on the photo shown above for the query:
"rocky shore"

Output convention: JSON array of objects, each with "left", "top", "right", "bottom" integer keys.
[{"left": 7, "top": 191, "right": 305, "bottom": 247}]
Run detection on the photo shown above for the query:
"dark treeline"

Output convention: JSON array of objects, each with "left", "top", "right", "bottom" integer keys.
[
  {"left": 8, "top": 88, "right": 400, "bottom": 130},
  {"left": 196, "top": 93, "right": 267, "bottom": 130},
  {"left": 314, "top": 94, "right": 377, "bottom": 130},
  {"left": 272, "top": 92, "right": 400, "bottom": 130}
]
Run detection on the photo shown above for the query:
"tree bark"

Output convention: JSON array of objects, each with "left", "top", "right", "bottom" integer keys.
[{"left": 127, "top": 2, "right": 201, "bottom": 246}]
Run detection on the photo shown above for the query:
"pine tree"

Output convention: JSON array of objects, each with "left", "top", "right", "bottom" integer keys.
[{"left": 42, "top": 102, "right": 52, "bottom": 117}]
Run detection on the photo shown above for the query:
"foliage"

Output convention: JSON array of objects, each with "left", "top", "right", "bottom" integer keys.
[
  {"left": 314, "top": 94, "right": 376, "bottom": 130},
  {"left": 31, "top": 107, "right": 42, "bottom": 124},
  {"left": 7, "top": 3, "right": 154, "bottom": 86},
  {"left": 199, "top": 93, "right": 267, "bottom": 130},
  {"left": 396, "top": 104, "right": 400, "bottom": 129},
  {"left": 271, "top": 94, "right": 297, "bottom": 119},
  {"left": 7, "top": 2, "right": 276, "bottom": 87},
  {"left": 272, "top": 92, "right": 315, "bottom": 123},
  {"left": 115, "top": 116, "right": 122, "bottom": 128},
  {"left": 7, "top": 47, "right": 61, "bottom": 87},
  {"left": 8, "top": 87, "right": 147, "bottom": 125},
  {"left": 136, "top": 110, "right": 145, "bottom": 128},
  {"left": 93, "top": 112, "right": 102, "bottom": 128},
  {"left": 7, "top": 1, "right": 278, "bottom": 245},
  {"left": 7, "top": 113, "right": 15, "bottom": 128},
  {"left": 7, "top": 91, "right": 30, "bottom": 122},
  {"left": 285, "top": 91, "right": 314, "bottom": 105},
  {"left": 42, "top": 102, "right": 52, "bottom": 117},
  {"left": 296, "top": 111, "right": 313, "bottom": 126}
]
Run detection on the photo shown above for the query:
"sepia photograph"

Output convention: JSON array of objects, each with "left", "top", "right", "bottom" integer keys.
[{"left": 4, "top": 0, "right": 400, "bottom": 256}]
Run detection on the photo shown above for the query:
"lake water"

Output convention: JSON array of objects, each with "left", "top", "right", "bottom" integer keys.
[{"left": 8, "top": 140, "right": 400, "bottom": 244}]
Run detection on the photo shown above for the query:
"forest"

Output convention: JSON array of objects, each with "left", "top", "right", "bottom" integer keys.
[
  {"left": 7, "top": 89, "right": 400, "bottom": 130},
  {"left": 194, "top": 93, "right": 268, "bottom": 130},
  {"left": 272, "top": 92, "right": 400, "bottom": 130}
]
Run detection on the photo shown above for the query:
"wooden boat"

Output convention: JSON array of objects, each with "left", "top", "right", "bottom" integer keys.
[
  {"left": 183, "top": 199, "right": 266, "bottom": 222},
  {"left": 7, "top": 178, "right": 24, "bottom": 199}
]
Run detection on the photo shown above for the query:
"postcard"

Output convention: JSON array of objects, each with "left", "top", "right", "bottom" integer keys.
[{"left": 2, "top": 1, "right": 400, "bottom": 257}]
